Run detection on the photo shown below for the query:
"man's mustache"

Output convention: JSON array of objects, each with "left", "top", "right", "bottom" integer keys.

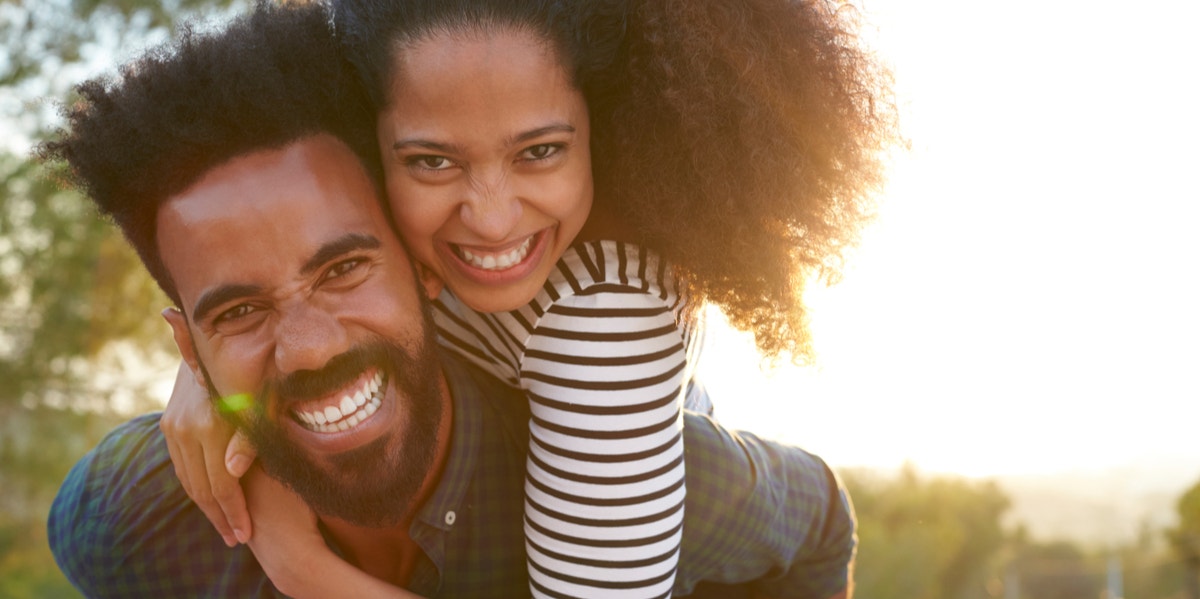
[{"left": 271, "top": 342, "right": 389, "bottom": 404}]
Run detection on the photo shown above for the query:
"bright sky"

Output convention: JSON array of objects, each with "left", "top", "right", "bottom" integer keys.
[{"left": 705, "top": 0, "right": 1200, "bottom": 477}]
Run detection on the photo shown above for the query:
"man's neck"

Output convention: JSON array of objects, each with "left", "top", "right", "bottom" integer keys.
[
  {"left": 321, "top": 522, "right": 424, "bottom": 586},
  {"left": 318, "top": 372, "right": 455, "bottom": 587}
]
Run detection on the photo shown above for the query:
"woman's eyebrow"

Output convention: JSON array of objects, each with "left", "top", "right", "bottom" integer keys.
[
  {"left": 508, "top": 123, "right": 575, "bottom": 146},
  {"left": 391, "top": 138, "right": 461, "bottom": 154}
]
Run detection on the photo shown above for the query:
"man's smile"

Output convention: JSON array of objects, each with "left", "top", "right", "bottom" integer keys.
[{"left": 292, "top": 370, "right": 386, "bottom": 433}]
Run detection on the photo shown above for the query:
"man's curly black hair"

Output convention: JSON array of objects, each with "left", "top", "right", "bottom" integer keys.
[
  {"left": 334, "top": 0, "right": 898, "bottom": 361},
  {"left": 39, "top": 1, "right": 381, "bottom": 309}
]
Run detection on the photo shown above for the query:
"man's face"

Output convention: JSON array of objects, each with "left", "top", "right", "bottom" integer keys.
[{"left": 159, "top": 134, "right": 448, "bottom": 526}]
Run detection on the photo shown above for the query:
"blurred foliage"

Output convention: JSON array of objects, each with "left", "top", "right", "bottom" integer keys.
[
  {"left": 842, "top": 467, "right": 1189, "bottom": 599},
  {"left": 843, "top": 465, "right": 1009, "bottom": 599},
  {"left": 0, "top": 1, "right": 238, "bottom": 596},
  {"left": 1171, "top": 478, "right": 1200, "bottom": 598},
  {"left": 1010, "top": 540, "right": 1099, "bottom": 599}
]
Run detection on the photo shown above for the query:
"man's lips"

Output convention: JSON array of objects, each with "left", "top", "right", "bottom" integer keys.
[{"left": 291, "top": 371, "right": 385, "bottom": 433}]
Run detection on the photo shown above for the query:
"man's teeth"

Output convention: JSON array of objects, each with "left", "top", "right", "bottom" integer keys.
[
  {"left": 459, "top": 237, "right": 533, "bottom": 271},
  {"left": 294, "top": 371, "right": 385, "bottom": 433}
]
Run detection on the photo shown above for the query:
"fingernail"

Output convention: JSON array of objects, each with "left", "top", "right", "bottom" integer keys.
[
  {"left": 234, "top": 528, "right": 249, "bottom": 544},
  {"left": 224, "top": 534, "right": 237, "bottom": 548},
  {"left": 227, "top": 454, "right": 252, "bottom": 477}
]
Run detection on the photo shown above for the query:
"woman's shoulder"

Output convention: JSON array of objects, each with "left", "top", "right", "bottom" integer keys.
[
  {"left": 539, "top": 240, "right": 680, "bottom": 307},
  {"left": 431, "top": 240, "right": 697, "bottom": 381}
]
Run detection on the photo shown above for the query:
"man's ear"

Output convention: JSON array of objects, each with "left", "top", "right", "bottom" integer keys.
[
  {"left": 416, "top": 262, "right": 444, "bottom": 299},
  {"left": 162, "top": 307, "right": 204, "bottom": 383}
]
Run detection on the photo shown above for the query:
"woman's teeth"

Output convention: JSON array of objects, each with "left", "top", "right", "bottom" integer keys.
[
  {"left": 458, "top": 236, "right": 533, "bottom": 271},
  {"left": 294, "top": 371, "right": 385, "bottom": 433}
]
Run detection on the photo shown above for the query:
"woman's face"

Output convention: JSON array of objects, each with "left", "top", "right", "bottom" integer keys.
[{"left": 377, "top": 27, "right": 593, "bottom": 314}]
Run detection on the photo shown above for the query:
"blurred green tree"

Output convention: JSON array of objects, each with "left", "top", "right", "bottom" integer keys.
[
  {"left": 1171, "top": 479, "right": 1200, "bottom": 599},
  {"left": 1010, "top": 540, "right": 1101, "bottom": 599},
  {"left": 842, "top": 465, "right": 1011, "bottom": 599},
  {"left": 1111, "top": 519, "right": 1183, "bottom": 599},
  {"left": 0, "top": 1, "right": 238, "bottom": 596}
]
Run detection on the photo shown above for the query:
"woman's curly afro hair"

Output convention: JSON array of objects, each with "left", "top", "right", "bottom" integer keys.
[
  {"left": 338, "top": 0, "right": 900, "bottom": 362},
  {"left": 592, "top": 0, "right": 898, "bottom": 361}
]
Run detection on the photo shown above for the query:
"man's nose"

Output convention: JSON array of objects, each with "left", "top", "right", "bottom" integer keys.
[
  {"left": 459, "top": 170, "right": 522, "bottom": 242},
  {"left": 273, "top": 301, "right": 350, "bottom": 375}
]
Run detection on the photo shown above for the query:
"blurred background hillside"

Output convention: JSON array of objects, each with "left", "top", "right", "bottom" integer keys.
[{"left": 2, "top": 0, "right": 1198, "bottom": 598}]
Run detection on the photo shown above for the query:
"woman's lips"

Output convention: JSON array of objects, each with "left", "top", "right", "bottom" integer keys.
[
  {"left": 441, "top": 229, "right": 551, "bottom": 286},
  {"left": 453, "top": 235, "right": 534, "bottom": 271}
]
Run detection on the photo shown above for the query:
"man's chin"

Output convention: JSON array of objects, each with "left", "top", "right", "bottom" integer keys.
[
  {"left": 242, "top": 340, "right": 444, "bottom": 527},
  {"left": 257, "top": 434, "right": 423, "bottom": 527}
]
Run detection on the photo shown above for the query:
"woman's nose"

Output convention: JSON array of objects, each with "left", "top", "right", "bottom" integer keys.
[{"left": 459, "top": 171, "right": 522, "bottom": 242}]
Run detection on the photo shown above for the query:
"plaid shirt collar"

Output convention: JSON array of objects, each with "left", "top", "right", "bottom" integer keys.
[{"left": 400, "top": 355, "right": 489, "bottom": 595}]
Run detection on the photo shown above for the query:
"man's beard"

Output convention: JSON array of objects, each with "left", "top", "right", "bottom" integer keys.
[{"left": 200, "top": 327, "right": 443, "bottom": 528}]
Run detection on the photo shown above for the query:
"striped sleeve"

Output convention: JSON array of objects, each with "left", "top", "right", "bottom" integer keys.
[
  {"left": 520, "top": 242, "right": 688, "bottom": 599},
  {"left": 522, "top": 289, "right": 687, "bottom": 599},
  {"left": 432, "top": 241, "right": 695, "bottom": 599}
]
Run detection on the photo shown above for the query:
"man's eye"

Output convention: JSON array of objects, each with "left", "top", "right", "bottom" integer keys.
[
  {"left": 324, "top": 258, "right": 366, "bottom": 281},
  {"left": 214, "top": 304, "right": 257, "bottom": 325}
]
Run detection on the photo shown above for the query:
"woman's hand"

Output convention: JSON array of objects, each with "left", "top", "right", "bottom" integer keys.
[
  {"left": 242, "top": 467, "right": 330, "bottom": 596},
  {"left": 160, "top": 361, "right": 257, "bottom": 546},
  {"left": 243, "top": 468, "right": 425, "bottom": 598}
]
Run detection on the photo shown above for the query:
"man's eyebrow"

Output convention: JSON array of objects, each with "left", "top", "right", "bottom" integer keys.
[
  {"left": 190, "top": 234, "right": 382, "bottom": 324},
  {"left": 192, "top": 284, "right": 263, "bottom": 324},
  {"left": 300, "top": 233, "right": 382, "bottom": 276}
]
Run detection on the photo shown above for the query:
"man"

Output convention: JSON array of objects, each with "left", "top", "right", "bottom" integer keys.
[{"left": 43, "top": 3, "right": 856, "bottom": 598}]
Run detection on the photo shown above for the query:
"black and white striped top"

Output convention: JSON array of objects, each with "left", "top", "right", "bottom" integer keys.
[{"left": 433, "top": 240, "right": 701, "bottom": 599}]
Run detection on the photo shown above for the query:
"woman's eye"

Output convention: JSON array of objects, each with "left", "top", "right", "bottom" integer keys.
[
  {"left": 408, "top": 155, "right": 453, "bottom": 171},
  {"left": 522, "top": 143, "right": 562, "bottom": 161}
]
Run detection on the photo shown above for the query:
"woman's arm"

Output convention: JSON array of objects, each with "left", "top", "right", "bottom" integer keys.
[
  {"left": 521, "top": 288, "right": 688, "bottom": 598},
  {"left": 159, "top": 360, "right": 257, "bottom": 546},
  {"left": 242, "top": 467, "right": 425, "bottom": 599}
]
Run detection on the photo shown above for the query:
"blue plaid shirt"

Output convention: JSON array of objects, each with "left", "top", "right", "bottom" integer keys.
[{"left": 49, "top": 356, "right": 855, "bottom": 598}]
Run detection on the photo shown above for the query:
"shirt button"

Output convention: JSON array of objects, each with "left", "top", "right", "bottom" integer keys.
[{"left": 444, "top": 510, "right": 456, "bottom": 526}]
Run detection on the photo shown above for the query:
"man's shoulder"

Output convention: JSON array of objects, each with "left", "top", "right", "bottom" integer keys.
[
  {"left": 680, "top": 411, "right": 830, "bottom": 495},
  {"left": 677, "top": 412, "right": 856, "bottom": 599},
  {"left": 49, "top": 413, "right": 275, "bottom": 598},
  {"left": 50, "top": 413, "right": 176, "bottom": 526}
]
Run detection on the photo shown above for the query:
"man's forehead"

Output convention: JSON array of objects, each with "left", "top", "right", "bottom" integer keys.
[
  {"left": 163, "top": 137, "right": 381, "bottom": 223},
  {"left": 156, "top": 136, "right": 393, "bottom": 303}
]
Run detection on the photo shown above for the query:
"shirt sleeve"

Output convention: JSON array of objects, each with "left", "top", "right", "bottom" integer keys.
[
  {"left": 676, "top": 412, "right": 857, "bottom": 599},
  {"left": 47, "top": 413, "right": 280, "bottom": 598},
  {"left": 521, "top": 287, "right": 688, "bottom": 598}
]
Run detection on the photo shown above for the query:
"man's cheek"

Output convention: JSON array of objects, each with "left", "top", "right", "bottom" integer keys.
[{"left": 214, "top": 392, "right": 259, "bottom": 427}]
